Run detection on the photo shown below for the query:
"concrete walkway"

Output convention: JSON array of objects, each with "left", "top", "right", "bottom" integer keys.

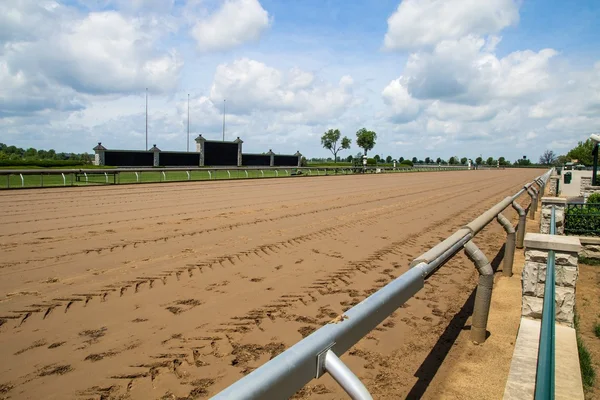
[{"left": 503, "top": 318, "right": 584, "bottom": 400}]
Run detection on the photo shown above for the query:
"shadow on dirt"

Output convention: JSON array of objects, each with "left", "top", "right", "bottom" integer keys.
[{"left": 406, "top": 243, "right": 505, "bottom": 399}]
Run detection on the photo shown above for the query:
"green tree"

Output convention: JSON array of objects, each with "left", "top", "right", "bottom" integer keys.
[
  {"left": 355, "top": 128, "right": 377, "bottom": 155},
  {"left": 373, "top": 154, "right": 381, "bottom": 163},
  {"left": 321, "top": 129, "right": 351, "bottom": 163},
  {"left": 476, "top": 156, "right": 483, "bottom": 165},
  {"left": 346, "top": 155, "right": 353, "bottom": 162},
  {"left": 425, "top": 157, "right": 431, "bottom": 164},
  {"left": 567, "top": 139, "right": 595, "bottom": 166},
  {"left": 398, "top": 156, "right": 404, "bottom": 163},
  {"left": 435, "top": 157, "right": 442, "bottom": 164},
  {"left": 412, "top": 157, "right": 418, "bottom": 164},
  {"left": 24, "top": 148, "right": 37, "bottom": 158},
  {"left": 555, "top": 155, "right": 568, "bottom": 166},
  {"left": 486, "top": 157, "right": 494, "bottom": 166},
  {"left": 386, "top": 155, "right": 392, "bottom": 163},
  {"left": 498, "top": 156, "right": 507, "bottom": 166},
  {"left": 449, "top": 156, "right": 457, "bottom": 165},
  {"left": 460, "top": 157, "right": 468, "bottom": 165}
]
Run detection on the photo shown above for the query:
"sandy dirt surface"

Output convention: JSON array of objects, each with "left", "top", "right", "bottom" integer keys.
[{"left": 0, "top": 170, "right": 541, "bottom": 399}]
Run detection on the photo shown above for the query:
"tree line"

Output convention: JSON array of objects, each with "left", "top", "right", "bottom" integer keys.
[{"left": 0, "top": 143, "right": 93, "bottom": 166}]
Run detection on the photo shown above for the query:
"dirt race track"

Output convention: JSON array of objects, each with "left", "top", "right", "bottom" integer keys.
[{"left": 0, "top": 169, "right": 541, "bottom": 399}]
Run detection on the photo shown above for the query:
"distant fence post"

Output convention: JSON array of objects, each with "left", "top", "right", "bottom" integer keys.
[
  {"left": 267, "top": 149, "right": 275, "bottom": 167},
  {"left": 93, "top": 142, "right": 106, "bottom": 166},
  {"left": 150, "top": 144, "right": 161, "bottom": 167},
  {"left": 295, "top": 151, "right": 302, "bottom": 167},
  {"left": 234, "top": 137, "right": 243, "bottom": 167},
  {"left": 195, "top": 135, "right": 206, "bottom": 166}
]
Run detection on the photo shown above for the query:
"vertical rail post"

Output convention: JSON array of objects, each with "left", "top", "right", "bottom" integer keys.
[
  {"left": 61, "top": 173, "right": 66, "bottom": 186},
  {"left": 512, "top": 201, "right": 527, "bottom": 249},
  {"left": 162, "top": 171, "right": 166, "bottom": 181},
  {"left": 465, "top": 240, "right": 494, "bottom": 344},
  {"left": 245, "top": 170, "right": 248, "bottom": 178},
  {"left": 227, "top": 170, "right": 231, "bottom": 179},
  {"left": 20, "top": 173, "right": 24, "bottom": 187},
  {"left": 104, "top": 172, "right": 108, "bottom": 184},
  {"left": 41, "top": 173, "right": 43, "bottom": 187},
  {"left": 276, "top": 170, "right": 279, "bottom": 177},
  {"left": 187, "top": 171, "right": 190, "bottom": 181},
  {"left": 496, "top": 213, "right": 516, "bottom": 277},
  {"left": 84, "top": 172, "right": 88, "bottom": 183}
]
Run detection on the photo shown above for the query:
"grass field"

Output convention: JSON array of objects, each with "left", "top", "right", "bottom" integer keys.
[{"left": 0, "top": 168, "right": 363, "bottom": 189}]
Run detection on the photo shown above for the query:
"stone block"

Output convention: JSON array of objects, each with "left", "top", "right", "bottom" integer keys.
[
  {"left": 522, "top": 261, "right": 540, "bottom": 295},
  {"left": 556, "top": 266, "right": 578, "bottom": 288},
  {"left": 522, "top": 296, "right": 543, "bottom": 319},
  {"left": 525, "top": 250, "right": 548, "bottom": 263},
  {"left": 554, "top": 252, "right": 577, "bottom": 267},
  {"left": 556, "top": 286, "right": 575, "bottom": 326},
  {"left": 524, "top": 233, "right": 581, "bottom": 253}
]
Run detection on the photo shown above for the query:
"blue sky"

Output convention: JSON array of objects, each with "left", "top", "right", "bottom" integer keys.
[{"left": 1, "top": 0, "right": 599, "bottom": 161}]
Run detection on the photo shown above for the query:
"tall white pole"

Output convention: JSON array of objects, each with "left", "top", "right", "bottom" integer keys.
[
  {"left": 187, "top": 94, "right": 190, "bottom": 152},
  {"left": 145, "top": 88, "right": 148, "bottom": 151}
]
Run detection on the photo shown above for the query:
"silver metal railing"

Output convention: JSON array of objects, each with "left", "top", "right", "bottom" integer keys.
[
  {"left": 0, "top": 165, "right": 469, "bottom": 189},
  {"left": 213, "top": 168, "right": 553, "bottom": 399}
]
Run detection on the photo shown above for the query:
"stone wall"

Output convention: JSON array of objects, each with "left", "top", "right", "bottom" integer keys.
[
  {"left": 522, "top": 233, "right": 581, "bottom": 327},
  {"left": 548, "top": 175, "right": 559, "bottom": 196},
  {"left": 580, "top": 176, "right": 592, "bottom": 196},
  {"left": 581, "top": 185, "right": 600, "bottom": 202},
  {"left": 579, "top": 236, "right": 600, "bottom": 259},
  {"left": 540, "top": 197, "right": 566, "bottom": 235}
]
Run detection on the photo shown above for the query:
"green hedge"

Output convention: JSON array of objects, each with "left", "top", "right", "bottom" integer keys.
[
  {"left": 565, "top": 204, "right": 600, "bottom": 236},
  {"left": 0, "top": 159, "right": 88, "bottom": 168}
]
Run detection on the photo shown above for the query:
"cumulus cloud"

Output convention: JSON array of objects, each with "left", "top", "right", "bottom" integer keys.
[
  {"left": 0, "top": 1, "right": 182, "bottom": 118},
  {"left": 191, "top": 0, "right": 270, "bottom": 52},
  {"left": 383, "top": 0, "right": 520, "bottom": 50},
  {"left": 209, "top": 58, "right": 355, "bottom": 124}
]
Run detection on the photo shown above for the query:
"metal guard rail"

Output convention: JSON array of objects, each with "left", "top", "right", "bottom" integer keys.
[
  {"left": 0, "top": 165, "right": 470, "bottom": 189},
  {"left": 214, "top": 168, "right": 553, "bottom": 399},
  {"left": 535, "top": 205, "right": 556, "bottom": 399}
]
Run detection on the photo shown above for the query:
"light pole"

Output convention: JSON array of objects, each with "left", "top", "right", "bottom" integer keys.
[
  {"left": 222, "top": 99, "right": 226, "bottom": 141},
  {"left": 187, "top": 94, "right": 190, "bottom": 152},
  {"left": 145, "top": 88, "right": 148, "bottom": 151}
]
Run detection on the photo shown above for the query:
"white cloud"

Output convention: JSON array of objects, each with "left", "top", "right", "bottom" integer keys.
[
  {"left": 191, "top": 0, "right": 270, "bottom": 52},
  {"left": 209, "top": 58, "right": 355, "bottom": 124},
  {"left": 0, "top": 2, "right": 182, "bottom": 118},
  {"left": 383, "top": 0, "right": 520, "bottom": 50}
]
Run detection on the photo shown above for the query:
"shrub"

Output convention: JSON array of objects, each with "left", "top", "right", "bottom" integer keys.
[
  {"left": 587, "top": 192, "right": 600, "bottom": 204},
  {"left": 366, "top": 158, "right": 376, "bottom": 166},
  {"left": 0, "top": 159, "right": 85, "bottom": 167},
  {"left": 400, "top": 160, "right": 414, "bottom": 167}
]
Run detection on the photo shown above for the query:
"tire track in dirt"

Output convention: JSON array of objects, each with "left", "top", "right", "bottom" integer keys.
[
  {"left": 68, "top": 179, "right": 526, "bottom": 399},
  {"left": 0, "top": 176, "right": 506, "bottom": 270},
  {"left": 0, "top": 177, "right": 507, "bottom": 331},
  {"left": 0, "top": 170, "right": 542, "bottom": 400}
]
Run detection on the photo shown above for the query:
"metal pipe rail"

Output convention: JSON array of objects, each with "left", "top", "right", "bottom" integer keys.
[
  {"left": 534, "top": 205, "right": 556, "bottom": 399},
  {"left": 0, "top": 165, "right": 469, "bottom": 189},
  {"left": 213, "top": 169, "right": 553, "bottom": 399}
]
